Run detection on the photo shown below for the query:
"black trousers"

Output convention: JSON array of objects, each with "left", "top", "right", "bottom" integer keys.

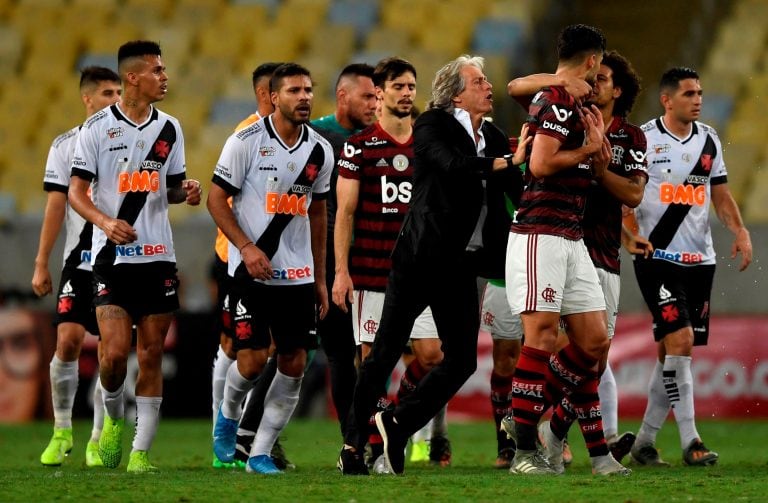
[{"left": 344, "top": 259, "right": 479, "bottom": 450}]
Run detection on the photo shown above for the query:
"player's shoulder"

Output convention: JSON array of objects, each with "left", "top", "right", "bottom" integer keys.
[
  {"left": 347, "top": 123, "right": 379, "bottom": 144},
  {"left": 307, "top": 124, "right": 333, "bottom": 150},
  {"left": 640, "top": 118, "right": 659, "bottom": 134},
  {"left": 233, "top": 119, "right": 265, "bottom": 142},
  {"left": 83, "top": 108, "right": 110, "bottom": 129},
  {"left": 695, "top": 120, "right": 720, "bottom": 139},
  {"left": 537, "top": 86, "right": 576, "bottom": 107},
  {"left": 51, "top": 125, "right": 79, "bottom": 149}
]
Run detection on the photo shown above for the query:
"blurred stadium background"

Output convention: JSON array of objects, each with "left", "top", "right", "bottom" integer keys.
[{"left": 0, "top": 0, "right": 764, "bottom": 422}]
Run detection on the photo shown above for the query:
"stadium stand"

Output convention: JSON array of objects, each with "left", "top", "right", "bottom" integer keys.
[{"left": 1, "top": 0, "right": 764, "bottom": 223}]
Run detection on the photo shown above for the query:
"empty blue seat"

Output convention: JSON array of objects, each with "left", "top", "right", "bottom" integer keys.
[
  {"left": 328, "top": 0, "right": 379, "bottom": 42},
  {"left": 209, "top": 98, "right": 254, "bottom": 125}
]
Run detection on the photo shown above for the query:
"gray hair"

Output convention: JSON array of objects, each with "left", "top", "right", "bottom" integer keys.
[{"left": 427, "top": 55, "right": 485, "bottom": 112}]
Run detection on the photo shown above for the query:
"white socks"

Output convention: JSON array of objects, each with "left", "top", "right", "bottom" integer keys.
[
  {"left": 664, "top": 355, "right": 699, "bottom": 448},
  {"left": 636, "top": 360, "right": 671, "bottom": 446},
  {"left": 412, "top": 419, "right": 432, "bottom": 443},
  {"left": 250, "top": 370, "right": 302, "bottom": 458},
  {"left": 50, "top": 356, "right": 78, "bottom": 428},
  {"left": 132, "top": 396, "right": 163, "bottom": 452},
  {"left": 91, "top": 378, "right": 104, "bottom": 442},
  {"left": 598, "top": 362, "right": 618, "bottom": 439},
  {"left": 212, "top": 346, "right": 236, "bottom": 423},
  {"left": 102, "top": 381, "right": 125, "bottom": 420},
  {"left": 221, "top": 363, "right": 256, "bottom": 421}
]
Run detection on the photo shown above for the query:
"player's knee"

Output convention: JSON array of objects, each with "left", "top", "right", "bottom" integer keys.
[
  {"left": 415, "top": 347, "right": 443, "bottom": 369},
  {"left": 277, "top": 350, "right": 307, "bottom": 377},
  {"left": 56, "top": 324, "right": 85, "bottom": 360},
  {"left": 136, "top": 342, "right": 164, "bottom": 370}
]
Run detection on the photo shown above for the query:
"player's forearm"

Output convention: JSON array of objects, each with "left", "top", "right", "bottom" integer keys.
[
  {"left": 207, "top": 191, "right": 251, "bottom": 251},
  {"left": 529, "top": 145, "right": 594, "bottom": 178},
  {"left": 68, "top": 178, "right": 108, "bottom": 231},
  {"left": 35, "top": 192, "right": 67, "bottom": 265},
  {"left": 309, "top": 200, "right": 327, "bottom": 286},
  {"left": 333, "top": 212, "right": 353, "bottom": 275},
  {"left": 167, "top": 184, "right": 186, "bottom": 204},
  {"left": 714, "top": 192, "right": 747, "bottom": 236},
  {"left": 600, "top": 172, "right": 645, "bottom": 208}
]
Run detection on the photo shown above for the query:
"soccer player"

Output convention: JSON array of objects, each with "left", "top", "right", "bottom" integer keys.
[
  {"left": 310, "top": 64, "right": 377, "bottom": 440},
  {"left": 503, "top": 24, "right": 624, "bottom": 476},
  {"left": 625, "top": 67, "right": 752, "bottom": 467},
  {"left": 208, "top": 62, "right": 282, "bottom": 469},
  {"left": 33, "top": 66, "right": 122, "bottom": 468},
  {"left": 339, "top": 55, "right": 522, "bottom": 476},
  {"left": 480, "top": 124, "right": 530, "bottom": 469},
  {"left": 208, "top": 63, "right": 333, "bottom": 475},
  {"left": 507, "top": 50, "right": 648, "bottom": 472},
  {"left": 68, "top": 41, "right": 202, "bottom": 473},
  {"left": 333, "top": 57, "right": 451, "bottom": 472}
]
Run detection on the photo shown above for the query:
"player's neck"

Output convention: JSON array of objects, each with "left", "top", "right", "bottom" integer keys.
[
  {"left": 662, "top": 114, "right": 692, "bottom": 138},
  {"left": 271, "top": 113, "right": 303, "bottom": 147},
  {"left": 601, "top": 106, "right": 615, "bottom": 132},
  {"left": 379, "top": 113, "right": 411, "bottom": 143},
  {"left": 118, "top": 98, "right": 153, "bottom": 124}
]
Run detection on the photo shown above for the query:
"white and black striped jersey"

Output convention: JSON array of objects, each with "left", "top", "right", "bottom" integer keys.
[
  {"left": 637, "top": 117, "right": 728, "bottom": 266},
  {"left": 43, "top": 126, "right": 92, "bottom": 272},
  {"left": 211, "top": 115, "right": 334, "bottom": 286},
  {"left": 71, "top": 103, "right": 186, "bottom": 267}
]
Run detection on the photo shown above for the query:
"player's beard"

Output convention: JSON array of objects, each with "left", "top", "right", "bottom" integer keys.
[
  {"left": 284, "top": 102, "right": 311, "bottom": 125},
  {"left": 388, "top": 104, "right": 412, "bottom": 119}
]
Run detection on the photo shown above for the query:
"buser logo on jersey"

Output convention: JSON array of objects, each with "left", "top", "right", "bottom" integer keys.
[
  {"left": 380, "top": 175, "right": 411, "bottom": 204},
  {"left": 265, "top": 192, "right": 308, "bottom": 217}
]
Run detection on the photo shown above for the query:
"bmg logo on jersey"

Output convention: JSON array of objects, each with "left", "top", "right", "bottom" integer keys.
[
  {"left": 118, "top": 171, "right": 160, "bottom": 193},
  {"left": 659, "top": 182, "right": 706, "bottom": 206},
  {"left": 380, "top": 175, "right": 411, "bottom": 204},
  {"left": 265, "top": 192, "right": 308, "bottom": 217}
]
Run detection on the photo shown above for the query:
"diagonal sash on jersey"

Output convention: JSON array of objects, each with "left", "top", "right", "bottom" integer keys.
[
  {"left": 253, "top": 142, "right": 326, "bottom": 261},
  {"left": 96, "top": 120, "right": 177, "bottom": 266},
  {"left": 647, "top": 134, "right": 717, "bottom": 250}
]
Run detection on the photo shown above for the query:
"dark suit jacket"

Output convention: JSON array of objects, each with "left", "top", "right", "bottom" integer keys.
[{"left": 392, "top": 108, "right": 522, "bottom": 275}]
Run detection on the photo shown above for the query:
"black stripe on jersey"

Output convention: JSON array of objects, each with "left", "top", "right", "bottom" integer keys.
[
  {"left": 64, "top": 222, "right": 93, "bottom": 269},
  {"left": 96, "top": 120, "right": 178, "bottom": 266},
  {"left": 212, "top": 175, "right": 239, "bottom": 196},
  {"left": 72, "top": 167, "right": 95, "bottom": 182},
  {"left": 655, "top": 118, "right": 699, "bottom": 145},
  {"left": 648, "top": 133, "right": 717, "bottom": 250},
  {"left": 255, "top": 142, "right": 326, "bottom": 260},
  {"left": 44, "top": 182, "right": 68, "bottom": 193}
]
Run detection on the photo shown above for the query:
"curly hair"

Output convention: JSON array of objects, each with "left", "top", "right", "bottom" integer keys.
[{"left": 602, "top": 50, "right": 641, "bottom": 117}]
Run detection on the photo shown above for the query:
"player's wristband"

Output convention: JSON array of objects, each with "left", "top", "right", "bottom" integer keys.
[
  {"left": 504, "top": 153, "right": 518, "bottom": 169},
  {"left": 239, "top": 241, "right": 254, "bottom": 252}
]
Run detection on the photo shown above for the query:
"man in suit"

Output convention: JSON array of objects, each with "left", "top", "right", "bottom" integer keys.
[{"left": 337, "top": 55, "right": 524, "bottom": 476}]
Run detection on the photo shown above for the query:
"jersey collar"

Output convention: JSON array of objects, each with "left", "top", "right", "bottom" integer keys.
[
  {"left": 657, "top": 116, "right": 698, "bottom": 144},
  {"left": 264, "top": 114, "right": 308, "bottom": 153},
  {"left": 112, "top": 103, "right": 159, "bottom": 131}
]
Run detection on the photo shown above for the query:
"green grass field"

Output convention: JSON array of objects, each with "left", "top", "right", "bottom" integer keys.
[{"left": 1, "top": 418, "right": 766, "bottom": 502}]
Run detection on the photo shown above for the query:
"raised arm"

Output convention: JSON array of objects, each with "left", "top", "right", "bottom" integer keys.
[{"left": 507, "top": 73, "right": 592, "bottom": 108}]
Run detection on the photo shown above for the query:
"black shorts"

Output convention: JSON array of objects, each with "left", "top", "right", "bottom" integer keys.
[
  {"left": 211, "top": 255, "right": 233, "bottom": 338},
  {"left": 55, "top": 267, "right": 99, "bottom": 335},
  {"left": 633, "top": 257, "right": 715, "bottom": 346},
  {"left": 229, "top": 280, "right": 318, "bottom": 354},
  {"left": 92, "top": 262, "right": 179, "bottom": 321}
]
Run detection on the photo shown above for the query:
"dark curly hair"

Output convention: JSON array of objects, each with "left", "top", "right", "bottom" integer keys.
[{"left": 602, "top": 50, "right": 641, "bottom": 117}]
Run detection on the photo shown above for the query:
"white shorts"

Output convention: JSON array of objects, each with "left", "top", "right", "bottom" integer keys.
[
  {"left": 596, "top": 267, "right": 620, "bottom": 339},
  {"left": 505, "top": 233, "right": 605, "bottom": 316},
  {"left": 351, "top": 290, "right": 437, "bottom": 345},
  {"left": 480, "top": 282, "right": 523, "bottom": 340}
]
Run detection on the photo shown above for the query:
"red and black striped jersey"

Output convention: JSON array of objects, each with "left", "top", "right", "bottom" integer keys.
[
  {"left": 338, "top": 122, "right": 413, "bottom": 292},
  {"left": 584, "top": 116, "right": 648, "bottom": 273},
  {"left": 512, "top": 86, "right": 592, "bottom": 240}
]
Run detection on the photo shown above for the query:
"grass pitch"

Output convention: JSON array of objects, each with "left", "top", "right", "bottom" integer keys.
[{"left": 1, "top": 418, "right": 766, "bottom": 502}]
